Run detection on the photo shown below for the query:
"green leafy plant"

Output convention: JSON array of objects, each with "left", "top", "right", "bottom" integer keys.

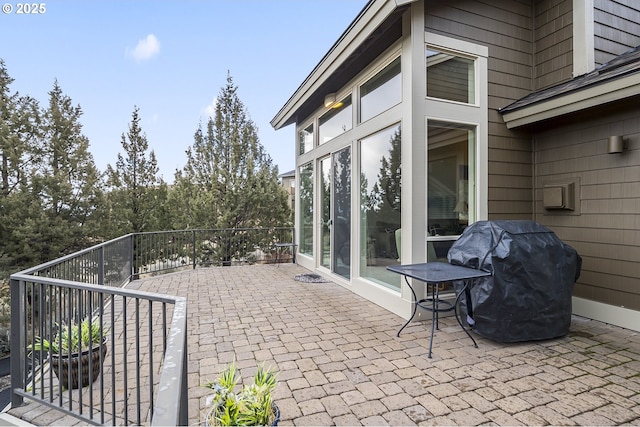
[
  {"left": 204, "top": 362, "right": 278, "bottom": 426},
  {"left": 28, "top": 318, "right": 107, "bottom": 355}
]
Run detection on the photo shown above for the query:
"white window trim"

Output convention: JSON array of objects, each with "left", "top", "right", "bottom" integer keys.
[{"left": 426, "top": 32, "right": 489, "bottom": 60}]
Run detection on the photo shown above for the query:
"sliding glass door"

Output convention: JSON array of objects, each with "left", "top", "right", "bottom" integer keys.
[{"left": 332, "top": 147, "right": 351, "bottom": 279}]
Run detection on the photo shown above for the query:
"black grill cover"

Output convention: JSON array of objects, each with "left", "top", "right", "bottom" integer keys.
[{"left": 448, "top": 220, "right": 581, "bottom": 343}]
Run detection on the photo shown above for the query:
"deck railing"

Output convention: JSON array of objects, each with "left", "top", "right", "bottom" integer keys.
[{"left": 9, "top": 227, "right": 294, "bottom": 425}]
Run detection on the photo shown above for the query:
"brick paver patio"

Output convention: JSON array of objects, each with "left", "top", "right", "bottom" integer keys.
[{"left": 7, "top": 263, "right": 640, "bottom": 425}]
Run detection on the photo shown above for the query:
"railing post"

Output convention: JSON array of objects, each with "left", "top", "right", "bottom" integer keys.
[
  {"left": 9, "top": 277, "right": 25, "bottom": 408},
  {"left": 192, "top": 230, "right": 197, "bottom": 270},
  {"left": 98, "top": 245, "right": 105, "bottom": 285},
  {"left": 291, "top": 227, "right": 297, "bottom": 263},
  {"left": 130, "top": 234, "right": 135, "bottom": 280}
]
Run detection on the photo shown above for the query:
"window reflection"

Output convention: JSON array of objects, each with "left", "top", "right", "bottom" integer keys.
[
  {"left": 319, "top": 95, "right": 352, "bottom": 144},
  {"left": 427, "top": 121, "right": 474, "bottom": 242},
  {"left": 320, "top": 157, "right": 331, "bottom": 268},
  {"left": 299, "top": 162, "right": 314, "bottom": 256},
  {"left": 360, "top": 124, "right": 401, "bottom": 291},
  {"left": 333, "top": 147, "right": 351, "bottom": 279},
  {"left": 360, "top": 57, "right": 401, "bottom": 123},
  {"left": 426, "top": 48, "right": 475, "bottom": 104},
  {"left": 299, "top": 124, "right": 313, "bottom": 154}
]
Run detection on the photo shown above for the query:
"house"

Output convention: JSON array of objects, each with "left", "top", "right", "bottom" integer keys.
[
  {"left": 279, "top": 169, "right": 296, "bottom": 213},
  {"left": 271, "top": 0, "right": 640, "bottom": 332}
]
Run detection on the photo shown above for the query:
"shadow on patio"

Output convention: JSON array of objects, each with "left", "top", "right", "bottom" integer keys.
[{"left": 9, "top": 263, "right": 640, "bottom": 425}]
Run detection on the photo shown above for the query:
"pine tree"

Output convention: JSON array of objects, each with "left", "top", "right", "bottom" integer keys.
[
  {"left": 376, "top": 126, "right": 402, "bottom": 215},
  {"left": 172, "top": 74, "right": 291, "bottom": 264},
  {"left": 366, "top": 127, "right": 401, "bottom": 215},
  {"left": 106, "top": 106, "right": 166, "bottom": 236},
  {"left": 0, "top": 60, "right": 42, "bottom": 274},
  {"left": 363, "top": 126, "right": 401, "bottom": 260},
  {"left": 169, "top": 124, "right": 218, "bottom": 229},
  {"left": 26, "top": 80, "right": 104, "bottom": 262},
  {"left": 0, "top": 59, "right": 41, "bottom": 198}
]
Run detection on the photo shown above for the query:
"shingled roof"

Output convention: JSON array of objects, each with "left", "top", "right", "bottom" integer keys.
[{"left": 500, "top": 45, "right": 640, "bottom": 114}]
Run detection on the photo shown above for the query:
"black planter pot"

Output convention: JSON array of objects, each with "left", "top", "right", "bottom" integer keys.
[{"left": 50, "top": 338, "right": 107, "bottom": 389}]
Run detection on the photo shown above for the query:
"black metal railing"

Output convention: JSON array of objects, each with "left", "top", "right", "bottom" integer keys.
[
  {"left": 9, "top": 227, "right": 294, "bottom": 425},
  {"left": 134, "top": 227, "right": 294, "bottom": 274}
]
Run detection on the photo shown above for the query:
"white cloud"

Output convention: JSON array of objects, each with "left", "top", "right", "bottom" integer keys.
[{"left": 126, "top": 34, "right": 160, "bottom": 61}]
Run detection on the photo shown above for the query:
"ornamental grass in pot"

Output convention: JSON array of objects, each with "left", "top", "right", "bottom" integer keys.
[
  {"left": 204, "top": 362, "right": 279, "bottom": 426},
  {"left": 28, "top": 318, "right": 108, "bottom": 389}
]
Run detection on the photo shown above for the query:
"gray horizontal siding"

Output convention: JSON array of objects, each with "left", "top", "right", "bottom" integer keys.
[
  {"left": 533, "top": 106, "right": 640, "bottom": 310},
  {"left": 533, "top": 0, "right": 573, "bottom": 90},
  {"left": 594, "top": 0, "right": 640, "bottom": 65}
]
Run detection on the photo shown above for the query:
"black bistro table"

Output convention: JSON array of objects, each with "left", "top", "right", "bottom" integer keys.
[{"left": 387, "top": 262, "right": 491, "bottom": 358}]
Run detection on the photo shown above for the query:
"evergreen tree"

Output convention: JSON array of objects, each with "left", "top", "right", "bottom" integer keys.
[
  {"left": 0, "top": 59, "right": 41, "bottom": 198},
  {"left": 365, "top": 127, "right": 401, "bottom": 216},
  {"left": 169, "top": 125, "right": 217, "bottom": 229},
  {"left": 363, "top": 126, "right": 401, "bottom": 259},
  {"left": 376, "top": 126, "right": 402, "bottom": 215},
  {"left": 26, "top": 80, "right": 104, "bottom": 262},
  {"left": 0, "top": 60, "right": 42, "bottom": 274},
  {"left": 106, "top": 106, "right": 167, "bottom": 236},
  {"left": 172, "top": 74, "right": 291, "bottom": 263}
]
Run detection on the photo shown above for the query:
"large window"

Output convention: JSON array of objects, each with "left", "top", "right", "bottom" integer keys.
[
  {"left": 299, "top": 123, "right": 313, "bottom": 154},
  {"left": 319, "top": 95, "right": 352, "bottom": 144},
  {"left": 427, "top": 121, "right": 475, "bottom": 260},
  {"left": 360, "top": 57, "right": 401, "bottom": 123},
  {"left": 426, "top": 47, "right": 475, "bottom": 104},
  {"left": 360, "top": 124, "right": 402, "bottom": 291},
  {"left": 299, "top": 162, "right": 314, "bottom": 256}
]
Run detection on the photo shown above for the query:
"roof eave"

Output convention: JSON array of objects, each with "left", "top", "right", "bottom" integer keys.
[
  {"left": 502, "top": 73, "right": 640, "bottom": 129},
  {"left": 271, "top": 0, "right": 412, "bottom": 130}
]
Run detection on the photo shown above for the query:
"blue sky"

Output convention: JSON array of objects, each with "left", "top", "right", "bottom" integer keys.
[{"left": 1, "top": 0, "right": 367, "bottom": 181}]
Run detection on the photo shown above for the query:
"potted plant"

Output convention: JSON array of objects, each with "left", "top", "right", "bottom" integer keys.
[
  {"left": 28, "top": 318, "right": 108, "bottom": 389},
  {"left": 204, "top": 362, "right": 279, "bottom": 426}
]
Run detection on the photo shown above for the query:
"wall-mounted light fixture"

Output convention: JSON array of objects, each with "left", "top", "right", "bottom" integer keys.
[
  {"left": 324, "top": 93, "right": 336, "bottom": 108},
  {"left": 324, "top": 93, "right": 343, "bottom": 109},
  {"left": 608, "top": 135, "right": 626, "bottom": 154}
]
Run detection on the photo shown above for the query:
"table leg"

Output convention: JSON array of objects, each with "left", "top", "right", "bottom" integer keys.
[
  {"left": 397, "top": 276, "right": 418, "bottom": 337},
  {"left": 427, "top": 283, "right": 438, "bottom": 358},
  {"left": 454, "top": 280, "right": 478, "bottom": 348},
  {"left": 433, "top": 284, "right": 440, "bottom": 331}
]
